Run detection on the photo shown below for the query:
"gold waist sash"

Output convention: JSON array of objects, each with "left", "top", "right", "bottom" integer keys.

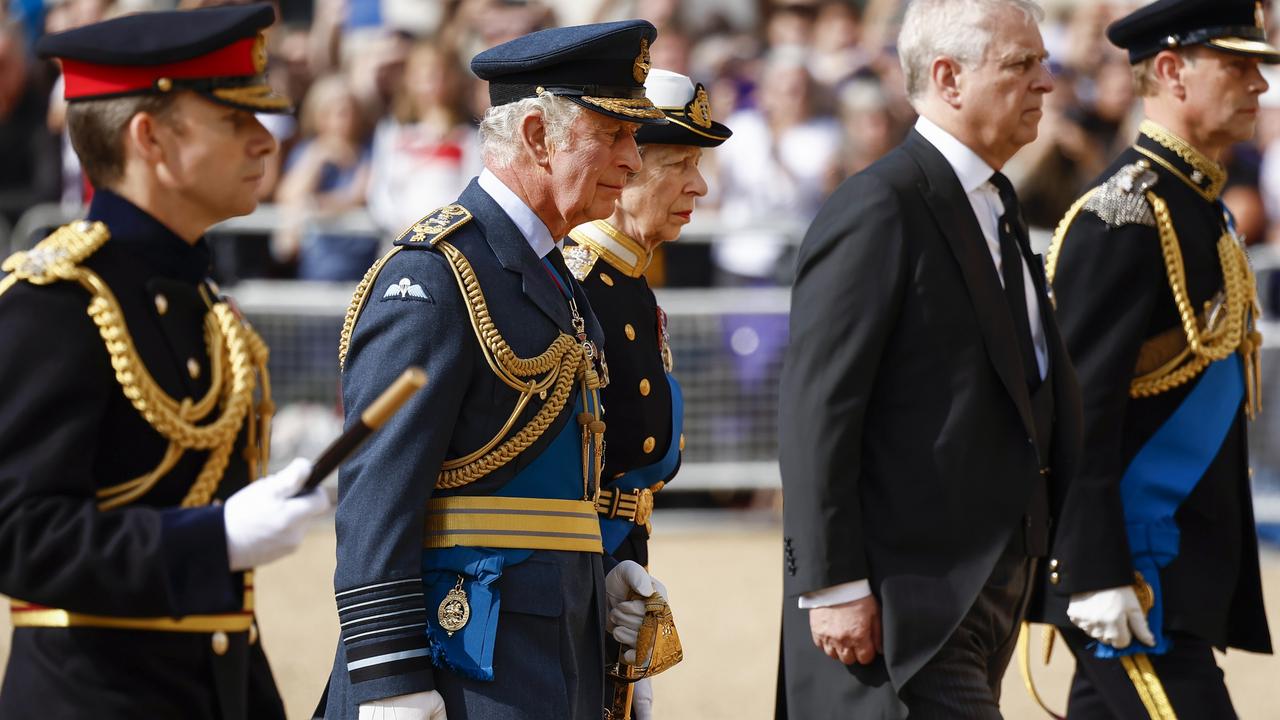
[{"left": 424, "top": 496, "right": 603, "bottom": 553}]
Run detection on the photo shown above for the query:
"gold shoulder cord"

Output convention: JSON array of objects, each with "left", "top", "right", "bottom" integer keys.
[
  {"left": 1, "top": 223, "right": 273, "bottom": 509},
  {"left": 1047, "top": 188, "right": 1261, "bottom": 415},
  {"left": 336, "top": 234, "right": 602, "bottom": 493},
  {"left": 1140, "top": 194, "right": 1261, "bottom": 415},
  {"left": 432, "top": 238, "right": 598, "bottom": 490}
]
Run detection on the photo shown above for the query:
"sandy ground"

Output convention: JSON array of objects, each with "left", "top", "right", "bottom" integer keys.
[{"left": 2, "top": 510, "right": 1278, "bottom": 719}]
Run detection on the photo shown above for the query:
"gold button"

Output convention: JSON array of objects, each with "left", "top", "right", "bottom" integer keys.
[
  {"left": 599, "top": 273, "right": 614, "bottom": 287},
  {"left": 679, "top": 433, "right": 685, "bottom": 451},
  {"left": 639, "top": 378, "right": 651, "bottom": 396},
  {"left": 187, "top": 358, "right": 201, "bottom": 379},
  {"left": 156, "top": 77, "right": 173, "bottom": 92},
  {"left": 1048, "top": 558, "right": 1059, "bottom": 570},
  {"left": 643, "top": 436, "right": 656, "bottom": 453},
  {"left": 624, "top": 324, "right": 636, "bottom": 341},
  {"left": 248, "top": 622, "right": 258, "bottom": 646},
  {"left": 211, "top": 630, "right": 229, "bottom": 655},
  {"left": 1049, "top": 572, "right": 1060, "bottom": 585},
  {"left": 154, "top": 294, "right": 168, "bottom": 315}
]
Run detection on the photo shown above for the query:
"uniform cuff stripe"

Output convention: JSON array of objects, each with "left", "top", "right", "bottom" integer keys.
[{"left": 347, "top": 648, "right": 431, "bottom": 671}]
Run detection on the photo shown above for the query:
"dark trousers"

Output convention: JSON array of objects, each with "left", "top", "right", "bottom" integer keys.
[
  {"left": 898, "top": 552, "right": 1038, "bottom": 719},
  {"left": 1061, "top": 626, "right": 1237, "bottom": 719}
]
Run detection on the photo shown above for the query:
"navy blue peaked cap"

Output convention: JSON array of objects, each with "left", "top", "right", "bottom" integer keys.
[
  {"left": 35, "top": 3, "right": 291, "bottom": 113},
  {"left": 1107, "top": 0, "right": 1280, "bottom": 64},
  {"left": 471, "top": 19, "right": 667, "bottom": 124}
]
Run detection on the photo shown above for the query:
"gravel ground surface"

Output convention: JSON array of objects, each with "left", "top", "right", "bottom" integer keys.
[{"left": 2, "top": 510, "right": 1277, "bottom": 719}]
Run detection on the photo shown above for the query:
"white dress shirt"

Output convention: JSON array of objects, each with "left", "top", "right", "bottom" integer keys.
[
  {"left": 478, "top": 168, "right": 557, "bottom": 258},
  {"left": 798, "top": 116, "right": 1048, "bottom": 610}
]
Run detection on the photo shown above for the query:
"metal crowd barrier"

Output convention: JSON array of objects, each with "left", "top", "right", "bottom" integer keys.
[{"left": 7, "top": 203, "right": 1279, "bottom": 517}]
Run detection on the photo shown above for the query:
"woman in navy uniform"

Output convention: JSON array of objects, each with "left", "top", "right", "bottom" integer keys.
[
  {"left": 0, "top": 6, "right": 333, "bottom": 719},
  {"left": 563, "top": 68, "right": 730, "bottom": 717},
  {"left": 1046, "top": 0, "right": 1273, "bottom": 716},
  {"left": 325, "top": 21, "right": 675, "bottom": 720}
]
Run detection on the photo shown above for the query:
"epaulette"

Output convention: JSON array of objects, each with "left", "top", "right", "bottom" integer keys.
[
  {"left": 0, "top": 221, "right": 110, "bottom": 297},
  {"left": 1081, "top": 160, "right": 1158, "bottom": 228},
  {"left": 562, "top": 242, "right": 599, "bottom": 282},
  {"left": 394, "top": 204, "right": 472, "bottom": 247}
]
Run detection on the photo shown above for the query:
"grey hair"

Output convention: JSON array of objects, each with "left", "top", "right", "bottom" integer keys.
[
  {"left": 897, "top": 0, "right": 1044, "bottom": 101},
  {"left": 478, "top": 93, "right": 584, "bottom": 168}
]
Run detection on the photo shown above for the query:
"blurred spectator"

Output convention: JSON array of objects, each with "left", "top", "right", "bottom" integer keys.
[
  {"left": 712, "top": 49, "right": 841, "bottom": 284},
  {"left": 274, "top": 73, "right": 373, "bottom": 281},
  {"left": 810, "top": 1, "right": 870, "bottom": 88},
  {"left": 836, "top": 78, "right": 900, "bottom": 176},
  {"left": 0, "top": 20, "right": 58, "bottom": 232},
  {"left": 367, "top": 40, "right": 480, "bottom": 235}
]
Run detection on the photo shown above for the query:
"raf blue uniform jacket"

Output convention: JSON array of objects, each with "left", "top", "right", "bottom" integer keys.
[{"left": 323, "top": 179, "right": 607, "bottom": 713}]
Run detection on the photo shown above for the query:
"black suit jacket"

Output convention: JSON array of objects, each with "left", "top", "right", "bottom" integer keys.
[{"left": 777, "top": 130, "right": 1084, "bottom": 718}]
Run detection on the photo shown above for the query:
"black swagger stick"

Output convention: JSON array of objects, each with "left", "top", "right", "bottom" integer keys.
[{"left": 294, "top": 367, "right": 427, "bottom": 495}]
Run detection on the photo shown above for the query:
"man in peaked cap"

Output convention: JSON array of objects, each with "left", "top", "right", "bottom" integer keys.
[
  {"left": 1044, "top": 0, "right": 1274, "bottom": 716},
  {"left": 0, "top": 4, "right": 334, "bottom": 720},
  {"left": 323, "top": 20, "right": 674, "bottom": 720},
  {"left": 563, "top": 66, "right": 730, "bottom": 719}
]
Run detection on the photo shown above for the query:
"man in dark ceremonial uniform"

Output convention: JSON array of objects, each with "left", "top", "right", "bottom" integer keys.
[
  {"left": 0, "top": 6, "right": 333, "bottom": 718},
  {"left": 323, "top": 21, "right": 675, "bottom": 720},
  {"left": 564, "top": 67, "right": 731, "bottom": 719},
  {"left": 1046, "top": 0, "right": 1274, "bottom": 715}
]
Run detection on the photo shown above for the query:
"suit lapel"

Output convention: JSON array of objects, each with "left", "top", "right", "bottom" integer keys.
[
  {"left": 460, "top": 181, "right": 573, "bottom": 332},
  {"left": 905, "top": 131, "right": 1036, "bottom": 437}
]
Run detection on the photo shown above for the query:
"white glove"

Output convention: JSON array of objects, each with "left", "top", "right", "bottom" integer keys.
[
  {"left": 1067, "top": 585, "right": 1156, "bottom": 649},
  {"left": 223, "top": 458, "right": 334, "bottom": 571},
  {"left": 358, "top": 690, "right": 447, "bottom": 720},
  {"left": 632, "top": 677, "right": 654, "bottom": 720},
  {"left": 605, "top": 560, "right": 669, "bottom": 663}
]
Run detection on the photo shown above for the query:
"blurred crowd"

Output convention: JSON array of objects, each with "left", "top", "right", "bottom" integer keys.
[{"left": 3, "top": 0, "right": 1280, "bottom": 287}]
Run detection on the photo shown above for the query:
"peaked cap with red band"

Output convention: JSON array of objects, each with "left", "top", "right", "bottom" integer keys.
[{"left": 35, "top": 3, "right": 291, "bottom": 113}]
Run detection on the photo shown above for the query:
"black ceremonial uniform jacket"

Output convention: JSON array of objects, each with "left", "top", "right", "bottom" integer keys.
[
  {"left": 1047, "top": 121, "right": 1271, "bottom": 652},
  {"left": 0, "top": 190, "right": 284, "bottom": 719},
  {"left": 324, "top": 178, "right": 609, "bottom": 719},
  {"left": 565, "top": 220, "right": 681, "bottom": 567}
]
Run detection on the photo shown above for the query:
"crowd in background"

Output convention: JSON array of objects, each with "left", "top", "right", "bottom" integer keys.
[{"left": 3, "top": 0, "right": 1280, "bottom": 288}]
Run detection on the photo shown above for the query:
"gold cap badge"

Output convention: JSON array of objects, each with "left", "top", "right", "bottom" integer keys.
[
  {"left": 689, "top": 84, "right": 712, "bottom": 128},
  {"left": 633, "top": 38, "right": 651, "bottom": 84}
]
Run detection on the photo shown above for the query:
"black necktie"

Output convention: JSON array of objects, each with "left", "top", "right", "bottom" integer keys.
[{"left": 989, "top": 172, "right": 1041, "bottom": 390}]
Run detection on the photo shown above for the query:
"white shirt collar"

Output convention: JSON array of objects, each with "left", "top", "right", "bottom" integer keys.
[
  {"left": 914, "top": 116, "right": 996, "bottom": 195},
  {"left": 478, "top": 168, "right": 557, "bottom": 259}
]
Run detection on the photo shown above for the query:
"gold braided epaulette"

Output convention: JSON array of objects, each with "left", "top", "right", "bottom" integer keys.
[
  {"left": 395, "top": 204, "right": 472, "bottom": 247},
  {"left": 0, "top": 221, "right": 110, "bottom": 298}
]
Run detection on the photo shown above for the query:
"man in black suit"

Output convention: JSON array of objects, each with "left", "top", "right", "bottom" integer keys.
[
  {"left": 777, "top": 0, "right": 1085, "bottom": 717},
  {"left": 1047, "top": 0, "right": 1273, "bottom": 716}
]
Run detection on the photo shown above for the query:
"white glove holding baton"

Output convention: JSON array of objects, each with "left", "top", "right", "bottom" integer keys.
[
  {"left": 1067, "top": 585, "right": 1156, "bottom": 649},
  {"left": 358, "top": 690, "right": 447, "bottom": 720},
  {"left": 223, "top": 458, "right": 333, "bottom": 571}
]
